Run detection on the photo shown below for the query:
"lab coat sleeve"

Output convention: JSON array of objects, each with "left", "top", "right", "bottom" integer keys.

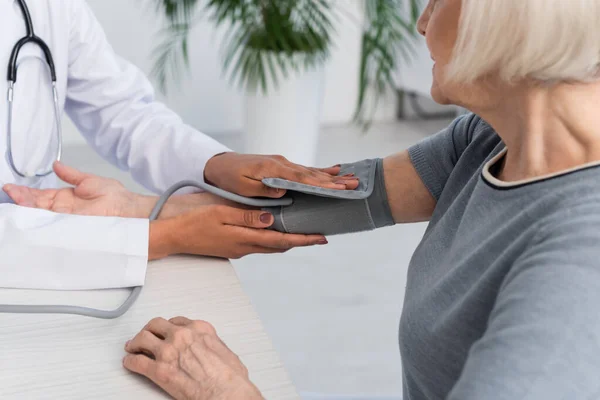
[
  {"left": 63, "top": 1, "right": 231, "bottom": 194},
  {"left": 0, "top": 203, "right": 149, "bottom": 290}
]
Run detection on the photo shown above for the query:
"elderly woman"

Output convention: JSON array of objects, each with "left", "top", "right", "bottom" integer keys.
[{"left": 9, "top": 0, "right": 600, "bottom": 398}]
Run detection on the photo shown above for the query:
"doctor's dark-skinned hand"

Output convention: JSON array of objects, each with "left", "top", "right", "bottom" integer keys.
[
  {"left": 203, "top": 152, "right": 359, "bottom": 198},
  {"left": 123, "top": 317, "right": 263, "bottom": 400},
  {"left": 148, "top": 205, "right": 327, "bottom": 260}
]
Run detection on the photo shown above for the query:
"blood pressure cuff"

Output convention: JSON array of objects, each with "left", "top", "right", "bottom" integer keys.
[{"left": 261, "top": 158, "right": 394, "bottom": 235}]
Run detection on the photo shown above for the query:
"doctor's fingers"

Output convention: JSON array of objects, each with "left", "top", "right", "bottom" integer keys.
[
  {"left": 235, "top": 239, "right": 322, "bottom": 258},
  {"left": 239, "top": 179, "right": 287, "bottom": 198},
  {"left": 238, "top": 168, "right": 358, "bottom": 198},
  {"left": 274, "top": 165, "right": 359, "bottom": 190},
  {"left": 310, "top": 166, "right": 361, "bottom": 189},
  {"left": 235, "top": 227, "right": 328, "bottom": 249},
  {"left": 312, "top": 164, "right": 342, "bottom": 175},
  {"left": 220, "top": 208, "right": 327, "bottom": 247},
  {"left": 52, "top": 161, "right": 92, "bottom": 186},
  {"left": 218, "top": 206, "right": 276, "bottom": 228},
  {"left": 3, "top": 184, "right": 57, "bottom": 209}
]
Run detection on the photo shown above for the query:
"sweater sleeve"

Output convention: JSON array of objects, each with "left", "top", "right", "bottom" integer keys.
[{"left": 407, "top": 112, "right": 480, "bottom": 200}]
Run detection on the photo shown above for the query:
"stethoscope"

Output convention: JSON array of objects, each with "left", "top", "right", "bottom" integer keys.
[{"left": 6, "top": 0, "right": 62, "bottom": 178}]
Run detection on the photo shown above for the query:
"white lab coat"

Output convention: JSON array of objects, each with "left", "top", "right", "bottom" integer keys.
[{"left": 0, "top": 0, "right": 231, "bottom": 290}]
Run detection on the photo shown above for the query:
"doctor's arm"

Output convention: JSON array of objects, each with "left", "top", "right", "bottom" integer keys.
[
  {"left": 3, "top": 162, "right": 237, "bottom": 219},
  {"left": 147, "top": 205, "right": 326, "bottom": 260},
  {"left": 63, "top": 1, "right": 356, "bottom": 198},
  {"left": 3, "top": 163, "right": 328, "bottom": 259}
]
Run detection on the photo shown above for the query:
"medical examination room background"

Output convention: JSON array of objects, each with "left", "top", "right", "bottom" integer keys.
[
  {"left": 61, "top": 0, "right": 397, "bottom": 147},
  {"left": 59, "top": 0, "right": 454, "bottom": 397}
]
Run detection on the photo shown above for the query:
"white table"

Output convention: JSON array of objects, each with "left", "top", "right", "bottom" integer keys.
[{"left": 0, "top": 255, "right": 300, "bottom": 399}]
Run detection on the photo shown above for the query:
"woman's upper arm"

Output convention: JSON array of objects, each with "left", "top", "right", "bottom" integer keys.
[
  {"left": 383, "top": 150, "right": 436, "bottom": 223},
  {"left": 383, "top": 113, "right": 478, "bottom": 223}
]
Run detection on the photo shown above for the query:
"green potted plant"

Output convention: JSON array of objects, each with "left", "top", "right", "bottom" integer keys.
[{"left": 152, "top": 0, "right": 422, "bottom": 165}]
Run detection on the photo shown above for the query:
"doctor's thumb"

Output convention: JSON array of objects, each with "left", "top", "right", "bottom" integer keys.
[
  {"left": 53, "top": 161, "right": 87, "bottom": 186},
  {"left": 230, "top": 209, "right": 274, "bottom": 228}
]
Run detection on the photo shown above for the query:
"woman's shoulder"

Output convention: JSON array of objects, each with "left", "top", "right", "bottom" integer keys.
[
  {"left": 444, "top": 112, "right": 503, "bottom": 167},
  {"left": 452, "top": 112, "right": 499, "bottom": 145}
]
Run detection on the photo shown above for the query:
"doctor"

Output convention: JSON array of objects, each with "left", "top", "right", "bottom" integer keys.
[{"left": 0, "top": 0, "right": 357, "bottom": 290}]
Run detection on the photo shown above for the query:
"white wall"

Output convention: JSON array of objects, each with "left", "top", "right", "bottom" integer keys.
[{"left": 63, "top": 0, "right": 398, "bottom": 146}]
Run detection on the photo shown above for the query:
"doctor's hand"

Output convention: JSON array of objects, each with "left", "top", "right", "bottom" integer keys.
[
  {"left": 123, "top": 317, "right": 263, "bottom": 400},
  {"left": 3, "top": 162, "right": 139, "bottom": 217},
  {"left": 3, "top": 162, "right": 236, "bottom": 220},
  {"left": 203, "top": 152, "right": 359, "bottom": 198},
  {"left": 148, "top": 204, "right": 327, "bottom": 260}
]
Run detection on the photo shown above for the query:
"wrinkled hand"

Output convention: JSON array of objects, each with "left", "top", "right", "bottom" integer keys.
[
  {"left": 3, "top": 161, "right": 140, "bottom": 217},
  {"left": 123, "top": 317, "right": 263, "bottom": 400},
  {"left": 204, "top": 152, "right": 359, "bottom": 198},
  {"left": 149, "top": 204, "right": 327, "bottom": 260}
]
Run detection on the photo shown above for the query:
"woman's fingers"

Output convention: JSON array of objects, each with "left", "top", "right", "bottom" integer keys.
[
  {"left": 123, "top": 354, "right": 157, "bottom": 376},
  {"left": 143, "top": 317, "right": 174, "bottom": 340},
  {"left": 125, "top": 330, "right": 163, "bottom": 358},
  {"left": 169, "top": 316, "right": 193, "bottom": 327},
  {"left": 122, "top": 355, "right": 189, "bottom": 400}
]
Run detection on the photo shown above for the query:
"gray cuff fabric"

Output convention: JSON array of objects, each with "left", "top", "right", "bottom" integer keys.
[{"left": 261, "top": 158, "right": 394, "bottom": 236}]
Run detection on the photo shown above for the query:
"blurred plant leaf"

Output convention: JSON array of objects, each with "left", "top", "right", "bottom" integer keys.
[
  {"left": 353, "top": 0, "right": 423, "bottom": 131},
  {"left": 151, "top": 0, "right": 422, "bottom": 130}
]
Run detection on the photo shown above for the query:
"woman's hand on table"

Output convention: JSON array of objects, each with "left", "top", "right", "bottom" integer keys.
[
  {"left": 148, "top": 204, "right": 327, "bottom": 260},
  {"left": 123, "top": 316, "right": 263, "bottom": 400},
  {"left": 204, "top": 152, "right": 359, "bottom": 197}
]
